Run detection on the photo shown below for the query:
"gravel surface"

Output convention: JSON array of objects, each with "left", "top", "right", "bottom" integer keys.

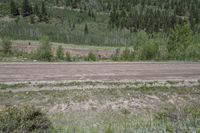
[{"left": 0, "top": 62, "right": 200, "bottom": 83}]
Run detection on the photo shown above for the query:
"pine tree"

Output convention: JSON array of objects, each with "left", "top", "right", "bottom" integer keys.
[
  {"left": 10, "top": 0, "right": 20, "bottom": 16},
  {"left": 55, "top": 0, "right": 59, "bottom": 5},
  {"left": 65, "top": 0, "right": 71, "bottom": 7},
  {"left": 39, "top": 1, "right": 48, "bottom": 22},
  {"left": 34, "top": 3, "right": 40, "bottom": 16},
  {"left": 41, "top": 1, "right": 47, "bottom": 16},
  {"left": 22, "top": 0, "right": 32, "bottom": 17}
]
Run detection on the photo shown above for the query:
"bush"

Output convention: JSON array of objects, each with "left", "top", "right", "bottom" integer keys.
[
  {"left": 185, "top": 44, "right": 200, "bottom": 61},
  {"left": 168, "top": 24, "right": 192, "bottom": 60},
  {"left": 120, "top": 48, "right": 134, "bottom": 61},
  {"left": 111, "top": 48, "right": 120, "bottom": 61},
  {"left": 85, "top": 51, "right": 96, "bottom": 61},
  {"left": 56, "top": 45, "right": 64, "bottom": 60},
  {"left": 1, "top": 37, "right": 12, "bottom": 55},
  {"left": 141, "top": 42, "right": 159, "bottom": 60},
  {"left": 36, "top": 36, "right": 52, "bottom": 61},
  {"left": 65, "top": 51, "right": 72, "bottom": 61},
  {"left": 0, "top": 106, "right": 53, "bottom": 133}
]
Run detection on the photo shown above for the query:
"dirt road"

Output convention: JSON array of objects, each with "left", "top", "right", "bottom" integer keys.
[{"left": 0, "top": 62, "right": 200, "bottom": 83}]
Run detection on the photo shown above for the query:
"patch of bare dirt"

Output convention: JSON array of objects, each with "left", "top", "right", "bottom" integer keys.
[{"left": 11, "top": 42, "right": 114, "bottom": 59}]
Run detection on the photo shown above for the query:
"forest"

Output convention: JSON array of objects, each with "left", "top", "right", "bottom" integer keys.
[{"left": 0, "top": 0, "right": 200, "bottom": 61}]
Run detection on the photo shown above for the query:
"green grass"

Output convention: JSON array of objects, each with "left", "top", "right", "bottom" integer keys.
[
  {"left": 0, "top": 83, "right": 27, "bottom": 90},
  {"left": 50, "top": 105, "right": 200, "bottom": 133},
  {"left": 0, "top": 82, "right": 199, "bottom": 132}
]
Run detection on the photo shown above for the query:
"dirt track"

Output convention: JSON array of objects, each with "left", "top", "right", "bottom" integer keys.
[{"left": 0, "top": 62, "right": 200, "bottom": 83}]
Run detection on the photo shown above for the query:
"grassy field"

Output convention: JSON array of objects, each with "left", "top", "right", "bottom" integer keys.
[{"left": 0, "top": 81, "right": 200, "bottom": 132}]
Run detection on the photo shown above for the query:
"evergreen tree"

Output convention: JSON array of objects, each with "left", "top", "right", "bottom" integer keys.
[
  {"left": 39, "top": 1, "right": 48, "bottom": 22},
  {"left": 10, "top": 0, "right": 19, "bottom": 16},
  {"left": 55, "top": 0, "right": 59, "bottom": 5},
  {"left": 65, "top": 0, "right": 70, "bottom": 7},
  {"left": 34, "top": 3, "right": 40, "bottom": 16},
  {"left": 41, "top": 1, "right": 47, "bottom": 16},
  {"left": 22, "top": 0, "right": 32, "bottom": 17},
  {"left": 107, "top": 0, "right": 200, "bottom": 33}
]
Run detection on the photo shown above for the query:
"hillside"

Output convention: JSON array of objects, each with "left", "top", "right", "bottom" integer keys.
[{"left": 0, "top": 0, "right": 200, "bottom": 61}]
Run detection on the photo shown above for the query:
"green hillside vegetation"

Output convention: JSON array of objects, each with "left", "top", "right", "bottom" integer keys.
[{"left": 0, "top": 0, "right": 200, "bottom": 61}]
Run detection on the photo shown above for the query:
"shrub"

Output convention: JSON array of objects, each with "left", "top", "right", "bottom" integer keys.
[
  {"left": 111, "top": 48, "right": 120, "bottom": 61},
  {"left": 120, "top": 48, "right": 134, "bottom": 61},
  {"left": 141, "top": 42, "right": 159, "bottom": 60},
  {"left": 168, "top": 24, "right": 192, "bottom": 60},
  {"left": 65, "top": 51, "right": 72, "bottom": 61},
  {"left": 36, "top": 36, "right": 52, "bottom": 61},
  {"left": 85, "top": 51, "right": 96, "bottom": 61},
  {"left": 185, "top": 44, "right": 200, "bottom": 61},
  {"left": 0, "top": 106, "right": 53, "bottom": 133},
  {"left": 56, "top": 45, "right": 64, "bottom": 60},
  {"left": 1, "top": 37, "right": 12, "bottom": 55}
]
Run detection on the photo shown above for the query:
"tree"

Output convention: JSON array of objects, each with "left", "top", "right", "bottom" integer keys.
[
  {"left": 41, "top": 1, "right": 47, "bottom": 16},
  {"left": 56, "top": 45, "right": 64, "bottom": 60},
  {"left": 34, "top": 3, "right": 40, "bottom": 16},
  {"left": 168, "top": 23, "right": 192, "bottom": 59},
  {"left": 36, "top": 36, "right": 52, "bottom": 61},
  {"left": 39, "top": 1, "right": 48, "bottom": 22},
  {"left": 84, "top": 23, "right": 89, "bottom": 35},
  {"left": 55, "top": 0, "right": 59, "bottom": 5},
  {"left": 1, "top": 37, "right": 12, "bottom": 55},
  {"left": 21, "top": 0, "right": 32, "bottom": 17},
  {"left": 10, "top": 0, "right": 20, "bottom": 16}
]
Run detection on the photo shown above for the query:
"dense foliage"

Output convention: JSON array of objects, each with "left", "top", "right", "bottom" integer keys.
[
  {"left": 0, "top": 37, "right": 12, "bottom": 55},
  {"left": 0, "top": 106, "right": 53, "bottom": 133},
  {"left": 0, "top": 0, "right": 200, "bottom": 61},
  {"left": 36, "top": 36, "right": 53, "bottom": 61},
  {"left": 108, "top": 0, "right": 200, "bottom": 33}
]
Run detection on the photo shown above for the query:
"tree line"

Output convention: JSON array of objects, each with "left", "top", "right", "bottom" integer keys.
[
  {"left": 108, "top": 0, "right": 200, "bottom": 33},
  {"left": 10, "top": 0, "right": 48, "bottom": 22}
]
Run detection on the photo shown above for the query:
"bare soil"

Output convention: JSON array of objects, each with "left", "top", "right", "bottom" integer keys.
[{"left": 0, "top": 62, "right": 200, "bottom": 83}]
